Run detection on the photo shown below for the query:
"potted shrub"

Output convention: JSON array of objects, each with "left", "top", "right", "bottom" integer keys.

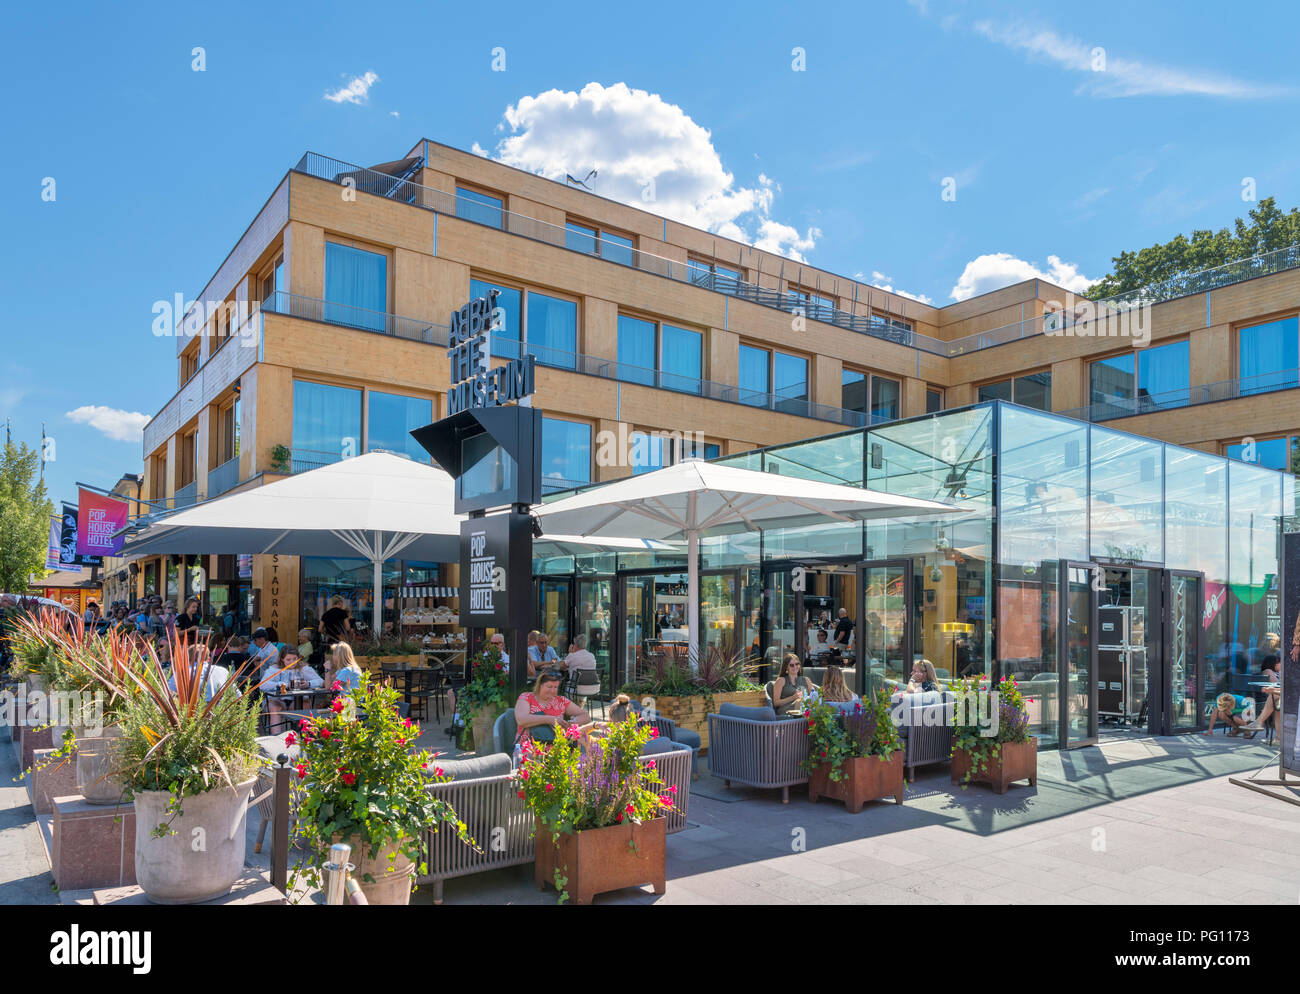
[
  {"left": 805, "top": 691, "right": 904, "bottom": 811},
  {"left": 620, "top": 646, "right": 765, "bottom": 750},
  {"left": 292, "top": 673, "right": 472, "bottom": 905},
  {"left": 950, "top": 676, "right": 1038, "bottom": 793},
  {"left": 519, "top": 716, "right": 673, "bottom": 905},
  {"left": 455, "top": 645, "right": 510, "bottom": 754}
]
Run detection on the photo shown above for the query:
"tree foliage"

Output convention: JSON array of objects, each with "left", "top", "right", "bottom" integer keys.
[
  {"left": 1085, "top": 198, "right": 1300, "bottom": 300},
  {"left": 0, "top": 437, "right": 55, "bottom": 594}
]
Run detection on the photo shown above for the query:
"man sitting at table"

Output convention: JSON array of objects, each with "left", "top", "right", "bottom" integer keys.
[
  {"left": 527, "top": 633, "right": 561, "bottom": 677},
  {"left": 808, "top": 628, "right": 832, "bottom": 659},
  {"left": 250, "top": 628, "right": 280, "bottom": 671}
]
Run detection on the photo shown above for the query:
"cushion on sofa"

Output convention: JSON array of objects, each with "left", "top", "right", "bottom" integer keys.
[
  {"left": 640, "top": 736, "right": 679, "bottom": 756},
  {"left": 719, "top": 702, "right": 778, "bottom": 721},
  {"left": 436, "top": 753, "right": 513, "bottom": 780}
]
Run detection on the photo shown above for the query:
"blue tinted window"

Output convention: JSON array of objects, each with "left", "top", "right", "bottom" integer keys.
[
  {"left": 774, "top": 352, "right": 808, "bottom": 414},
  {"left": 661, "top": 325, "right": 702, "bottom": 394},
  {"left": 842, "top": 369, "right": 868, "bottom": 413},
  {"left": 566, "top": 222, "right": 597, "bottom": 255},
  {"left": 368, "top": 391, "right": 433, "bottom": 463},
  {"left": 1239, "top": 317, "right": 1299, "bottom": 395},
  {"left": 739, "top": 345, "right": 769, "bottom": 406},
  {"left": 542, "top": 418, "right": 592, "bottom": 491},
  {"left": 324, "top": 243, "right": 387, "bottom": 331},
  {"left": 526, "top": 292, "right": 577, "bottom": 369},
  {"left": 871, "top": 377, "right": 900, "bottom": 421},
  {"left": 688, "top": 260, "right": 712, "bottom": 285},
  {"left": 470, "top": 279, "right": 521, "bottom": 360},
  {"left": 456, "top": 188, "right": 503, "bottom": 229},
  {"left": 617, "top": 315, "right": 656, "bottom": 385},
  {"left": 1091, "top": 354, "right": 1135, "bottom": 409},
  {"left": 1226, "top": 437, "right": 1292, "bottom": 471},
  {"left": 601, "top": 232, "right": 634, "bottom": 266},
  {"left": 1139, "top": 340, "right": 1189, "bottom": 406},
  {"left": 631, "top": 432, "right": 666, "bottom": 475},
  {"left": 293, "top": 381, "right": 361, "bottom": 469}
]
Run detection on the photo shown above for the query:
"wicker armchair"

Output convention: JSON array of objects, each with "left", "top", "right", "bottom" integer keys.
[
  {"left": 892, "top": 691, "right": 956, "bottom": 781},
  {"left": 641, "top": 739, "right": 692, "bottom": 833},
  {"left": 706, "top": 703, "right": 810, "bottom": 803}
]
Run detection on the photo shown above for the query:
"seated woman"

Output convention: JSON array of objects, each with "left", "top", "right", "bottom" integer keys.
[
  {"left": 1243, "top": 655, "right": 1282, "bottom": 736},
  {"left": 819, "top": 664, "right": 859, "bottom": 707},
  {"left": 514, "top": 671, "right": 593, "bottom": 756},
  {"left": 1204, "top": 692, "right": 1257, "bottom": 737},
  {"left": 772, "top": 654, "right": 814, "bottom": 715},
  {"left": 327, "top": 642, "right": 365, "bottom": 696},
  {"left": 904, "top": 659, "right": 943, "bottom": 694},
  {"left": 260, "top": 646, "right": 326, "bottom": 728}
]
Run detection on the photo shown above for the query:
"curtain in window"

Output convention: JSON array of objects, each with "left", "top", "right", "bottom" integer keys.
[
  {"left": 541, "top": 418, "right": 592, "bottom": 491},
  {"left": 661, "top": 325, "right": 702, "bottom": 394},
  {"left": 1239, "top": 318, "right": 1299, "bottom": 395},
  {"left": 618, "top": 315, "right": 656, "bottom": 385},
  {"left": 527, "top": 293, "right": 577, "bottom": 369},
  {"left": 324, "top": 243, "right": 387, "bottom": 332},
  {"left": 739, "top": 345, "right": 769, "bottom": 406},
  {"left": 368, "top": 392, "right": 433, "bottom": 462},
  {"left": 292, "top": 381, "right": 362, "bottom": 470},
  {"left": 1139, "top": 341, "right": 1189, "bottom": 407}
]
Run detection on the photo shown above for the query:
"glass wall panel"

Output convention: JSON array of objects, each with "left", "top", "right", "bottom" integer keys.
[
  {"left": 471, "top": 279, "right": 521, "bottom": 359},
  {"left": 700, "top": 573, "right": 738, "bottom": 658},
  {"left": 324, "top": 243, "right": 387, "bottom": 331},
  {"left": 301, "top": 556, "right": 402, "bottom": 635},
  {"left": 565, "top": 221, "right": 597, "bottom": 255},
  {"left": 739, "top": 345, "right": 769, "bottom": 406},
  {"left": 1238, "top": 316, "right": 1299, "bottom": 395},
  {"left": 661, "top": 325, "right": 702, "bottom": 394},
  {"left": 601, "top": 232, "right": 635, "bottom": 266},
  {"left": 1227, "top": 462, "right": 1283, "bottom": 697},
  {"left": 762, "top": 432, "right": 863, "bottom": 486},
  {"left": 456, "top": 188, "right": 503, "bottom": 228},
  {"left": 367, "top": 391, "right": 432, "bottom": 462},
  {"left": 1013, "top": 372, "right": 1052, "bottom": 411},
  {"left": 1089, "top": 426, "right": 1164, "bottom": 564},
  {"left": 617, "top": 315, "right": 656, "bottom": 385},
  {"left": 842, "top": 370, "right": 868, "bottom": 413},
  {"left": 999, "top": 406, "right": 1088, "bottom": 566},
  {"left": 293, "top": 381, "right": 362, "bottom": 469},
  {"left": 526, "top": 292, "right": 577, "bottom": 369}
]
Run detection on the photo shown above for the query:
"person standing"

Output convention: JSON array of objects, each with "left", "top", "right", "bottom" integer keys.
[
  {"left": 319, "top": 595, "right": 355, "bottom": 645},
  {"left": 175, "top": 597, "right": 201, "bottom": 641},
  {"left": 831, "top": 608, "right": 855, "bottom": 654}
]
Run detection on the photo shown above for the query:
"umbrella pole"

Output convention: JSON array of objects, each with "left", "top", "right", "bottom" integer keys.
[
  {"left": 373, "top": 558, "right": 383, "bottom": 643},
  {"left": 688, "top": 529, "right": 699, "bottom": 671}
]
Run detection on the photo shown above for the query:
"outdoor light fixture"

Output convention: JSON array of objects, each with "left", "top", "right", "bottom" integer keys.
[
  {"left": 1022, "top": 562, "right": 1037, "bottom": 576},
  {"left": 929, "top": 566, "right": 943, "bottom": 582}
]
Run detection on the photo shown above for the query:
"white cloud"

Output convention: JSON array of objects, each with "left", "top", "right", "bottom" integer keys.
[
  {"left": 485, "top": 82, "right": 820, "bottom": 261},
  {"left": 949, "top": 253, "right": 1094, "bottom": 301},
  {"left": 389, "top": 110, "right": 400, "bottom": 119},
  {"left": 859, "top": 271, "right": 935, "bottom": 305},
  {"left": 324, "top": 71, "right": 380, "bottom": 105},
  {"left": 973, "top": 22, "right": 1292, "bottom": 99},
  {"left": 65, "top": 406, "right": 150, "bottom": 443}
]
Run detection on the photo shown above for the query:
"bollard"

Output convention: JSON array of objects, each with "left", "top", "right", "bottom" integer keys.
[
  {"left": 272, "top": 753, "right": 290, "bottom": 894},
  {"left": 345, "top": 875, "right": 369, "bottom": 905},
  {"left": 324, "top": 842, "right": 353, "bottom": 905}
]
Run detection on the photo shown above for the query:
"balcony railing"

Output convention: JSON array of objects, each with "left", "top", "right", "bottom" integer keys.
[
  {"left": 293, "top": 152, "right": 936, "bottom": 353},
  {"left": 261, "top": 290, "right": 443, "bottom": 344},
  {"left": 289, "top": 448, "right": 344, "bottom": 474},
  {"left": 208, "top": 455, "right": 241, "bottom": 498},
  {"left": 174, "top": 481, "right": 198, "bottom": 509},
  {"left": 1057, "top": 367, "right": 1300, "bottom": 423}
]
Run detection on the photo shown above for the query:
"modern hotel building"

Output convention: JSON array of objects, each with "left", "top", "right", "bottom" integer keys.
[{"left": 129, "top": 138, "right": 1296, "bottom": 743}]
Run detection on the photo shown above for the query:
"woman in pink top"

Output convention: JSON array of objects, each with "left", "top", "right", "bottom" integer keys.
[{"left": 515, "top": 670, "right": 592, "bottom": 745}]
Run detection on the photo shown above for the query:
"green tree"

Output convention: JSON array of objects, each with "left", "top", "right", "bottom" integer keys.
[
  {"left": 1085, "top": 197, "right": 1300, "bottom": 300},
  {"left": 0, "top": 436, "right": 55, "bottom": 594}
]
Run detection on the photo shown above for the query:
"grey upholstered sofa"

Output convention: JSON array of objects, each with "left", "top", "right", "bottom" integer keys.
[
  {"left": 891, "top": 690, "right": 956, "bottom": 781},
  {"left": 706, "top": 702, "right": 810, "bottom": 802}
]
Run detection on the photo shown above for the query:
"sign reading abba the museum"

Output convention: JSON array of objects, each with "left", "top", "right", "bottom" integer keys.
[{"left": 446, "top": 288, "right": 535, "bottom": 415}]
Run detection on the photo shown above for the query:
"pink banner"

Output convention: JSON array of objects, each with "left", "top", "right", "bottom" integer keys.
[
  {"left": 75, "top": 489, "right": 129, "bottom": 558},
  {"left": 1203, "top": 581, "right": 1227, "bottom": 630}
]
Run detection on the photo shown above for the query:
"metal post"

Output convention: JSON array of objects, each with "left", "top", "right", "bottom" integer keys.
[
  {"left": 324, "top": 842, "right": 352, "bottom": 905},
  {"left": 272, "top": 753, "right": 290, "bottom": 894}
]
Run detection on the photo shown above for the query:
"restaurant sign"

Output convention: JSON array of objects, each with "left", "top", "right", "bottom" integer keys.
[
  {"left": 458, "top": 512, "right": 533, "bottom": 630},
  {"left": 446, "top": 288, "right": 535, "bottom": 416}
]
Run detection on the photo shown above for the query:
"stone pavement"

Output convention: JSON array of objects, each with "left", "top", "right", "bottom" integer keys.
[{"left": 0, "top": 733, "right": 58, "bottom": 904}]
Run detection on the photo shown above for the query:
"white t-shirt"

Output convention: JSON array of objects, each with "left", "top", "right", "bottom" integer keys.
[{"left": 565, "top": 649, "right": 598, "bottom": 672}]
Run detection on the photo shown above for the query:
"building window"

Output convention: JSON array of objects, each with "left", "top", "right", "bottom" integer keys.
[
  {"left": 871, "top": 376, "right": 900, "bottom": 420},
  {"left": 1226, "top": 435, "right": 1298, "bottom": 473},
  {"left": 216, "top": 400, "right": 240, "bottom": 464},
  {"left": 541, "top": 418, "right": 592, "bottom": 492},
  {"left": 660, "top": 325, "right": 702, "bottom": 395},
  {"left": 565, "top": 220, "right": 634, "bottom": 265},
  {"left": 470, "top": 279, "right": 521, "bottom": 360},
  {"left": 456, "top": 187, "right": 503, "bottom": 229},
  {"left": 617, "top": 315, "right": 656, "bottom": 385},
  {"left": 292, "top": 380, "right": 362, "bottom": 471},
  {"left": 842, "top": 369, "right": 900, "bottom": 422},
  {"left": 177, "top": 431, "right": 197, "bottom": 488},
  {"left": 1239, "top": 316, "right": 1299, "bottom": 395},
  {"left": 1090, "top": 340, "right": 1190, "bottom": 415},
  {"left": 260, "top": 254, "right": 285, "bottom": 303},
  {"left": 301, "top": 556, "right": 403, "bottom": 632},
  {"left": 927, "top": 389, "right": 944, "bottom": 413},
  {"left": 601, "top": 231, "right": 635, "bottom": 266},
  {"left": 367, "top": 391, "right": 433, "bottom": 462},
  {"left": 739, "top": 345, "right": 770, "bottom": 406},
  {"left": 630, "top": 431, "right": 667, "bottom": 475},
  {"left": 526, "top": 292, "right": 578, "bottom": 369},
  {"left": 565, "top": 221, "right": 597, "bottom": 255},
  {"left": 774, "top": 352, "right": 809, "bottom": 413},
  {"left": 671, "top": 436, "right": 720, "bottom": 462},
  {"left": 688, "top": 259, "right": 742, "bottom": 294},
  {"left": 324, "top": 243, "right": 387, "bottom": 331},
  {"left": 180, "top": 346, "right": 199, "bottom": 384},
  {"left": 978, "top": 372, "right": 1051, "bottom": 411}
]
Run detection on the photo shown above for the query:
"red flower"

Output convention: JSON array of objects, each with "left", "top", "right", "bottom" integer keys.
[
  {"left": 659, "top": 795, "right": 673, "bottom": 807},
  {"left": 319, "top": 727, "right": 331, "bottom": 740},
  {"left": 330, "top": 698, "right": 345, "bottom": 713},
  {"left": 545, "top": 783, "right": 554, "bottom": 792},
  {"left": 625, "top": 803, "right": 634, "bottom": 814},
  {"left": 397, "top": 738, "right": 406, "bottom": 746},
  {"left": 403, "top": 718, "right": 413, "bottom": 729},
  {"left": 434, "top": 767, "right": 443, "bottom": 777},
  {"left": 341, "top": 772, "right": 356, "bottom": 786},
  {"left": 517, "top": 790, "right": 525, "bottom": 799},
  {"left": 421, "top": 762, "right": 428, "bottom": 769},
  {"left": 331, "top": 680, "right": 342, "bottom": 692},
  {"left": 295, "top": 763, "right": 308, "bottom": 779},
  {"left": 649, "top": 728, "right": 659, "bottom": 738},
  {"left": 284, "top": 732, "right": 296, "bottom": 746},
  {"left": 495, "top": 663, "right": 502, "bottom": 670}
]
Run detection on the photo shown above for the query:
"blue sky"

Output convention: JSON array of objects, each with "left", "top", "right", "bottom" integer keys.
[{"left": 3, "top": 0, "right": 1298, "bottom": 508}]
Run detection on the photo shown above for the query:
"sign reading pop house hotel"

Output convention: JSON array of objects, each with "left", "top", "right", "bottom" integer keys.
[
  {"left": 446, "top": 288, "right": 536, "bottom": 414},
  {"left": 457, "top": 512, "right": 532, "bottom": 629}
]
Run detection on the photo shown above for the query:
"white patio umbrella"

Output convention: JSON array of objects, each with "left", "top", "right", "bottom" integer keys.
[
  {"left": 536, "top": 460, "right": 967, "bottom": 666},
  {"left": 118, "top": 452, "right": 461, "bottom": 636}
]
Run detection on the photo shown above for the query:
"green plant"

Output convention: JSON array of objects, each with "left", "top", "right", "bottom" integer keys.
[
  {"left": 270, "top": 444, "right": 292, "bottom": 474},
  {"left": 621, "top": 646, "right": 761, "bottom": 699},
  {"left": 801, "top": 690, "right": 900, "bottom": 781},
  {"left": 951, "top": 675, "right": 1031, "bottom": 785},
  {"left": 455, "top": 645, "right": 510, "bottom": 730},
  {"left": 291, "top": 673, "right": 473, "bottom": 892}
]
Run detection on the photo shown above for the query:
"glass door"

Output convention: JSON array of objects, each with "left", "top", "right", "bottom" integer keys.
[
  {"left": 1163, "top": 570, "right": 1204, "bottom": 733},
  {"left": 857, "top": 560, "right": 912, "bottom": 699},
  {"left": 700, "top": 571, "right": 738, "bottom": 661},
  {"left": 536, "top": 578, "right": 572, "bottom": 655},
  {"left": 620, "top": 574, "right": 653, "bottom": 688},
  {"left": 577, "top": 578, "right": 613, "bottom": 688},
  {"left": 760, "top": 566, "right": 794, "bottom": 683},
  {"left": 1059, "top": 562, "right": 1098, "bottom": 748}
]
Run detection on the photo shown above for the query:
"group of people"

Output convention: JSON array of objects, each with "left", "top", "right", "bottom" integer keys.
[
  {"left": 80, "top": 596, "right": 204, "bottom": 642},
  {"left": 1206, "top": 631, "right": 1285, "bottom": 738},
  {"left": 767, "top": 653, "right": 943, "bottom": 716},
  {"left": 523, "top": 630, "right": 599, "bottom": 682}
]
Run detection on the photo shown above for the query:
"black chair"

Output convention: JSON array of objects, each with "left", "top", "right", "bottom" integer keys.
[{"left": 406, "top": 669, "right": 437, "bottom": 722}]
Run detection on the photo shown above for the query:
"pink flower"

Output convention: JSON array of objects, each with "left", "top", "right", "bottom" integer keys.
[
  {"left": 645, "top": 759, "right": 656, "bottom": 770},
  {"left": 659, "top": 795, "right": 673, "bottom": 807},
  {"left": 517, "top": 790, "right": 525, "bottom": 799},
  {"left": 649, "top": 728, "right": 659, "bottom": 738},
  {"left": 521, "top": 769, "right": 530, "bottom": 780},
  {"left": 341, "top": 772, "right": 356, "bottom": 786},
  {"left": 330, "top": 698, "right": 345, "bottom": 713},
  {"left": 545, "top": 783, "right": 554, "bottom": 793},
  {"left": 296, "top": 763, "right": 308, "bottom": 779},
  {"left": 403, "top": 718, "right": 413, "bottom": 729},
  {"left": 667, "top": 784, "right": 677, "bottom": 793},
  {"left": 284, "top": 732, "right": 296, "bottom": 746},
  {"left": 397, "top": 738, "right": 406, "bottom": 746},
  {"left": 319, "top": 727, "right": 331, "bottom": 740},
  {"left": 331, "top": 680, "right": 342, "bottom": 692},
  {"left": 434, "top": 767, "right": 443, "bottom": 777}
]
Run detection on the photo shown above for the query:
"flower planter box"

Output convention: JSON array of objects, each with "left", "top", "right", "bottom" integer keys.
[
  {"left": 951, "top": 737, "right": 1038, "bottom": 794},
  {"left": 808, "top": 752, "right": 904, "bottom": 812},
  {"left": 366, "top": 654, "right": 421, "bottom": 670},
  {"left": 334, "top": 835, "right": 415, "bottom": 906},
  {"left": 650, "top": 690, "right": 768, "bottom": 751},
  {"left": 534, "top": 817, "right": 667, "bottom": 905}
]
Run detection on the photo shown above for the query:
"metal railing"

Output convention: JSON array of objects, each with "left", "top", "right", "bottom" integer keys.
[
  {"left": 293, "top": 152, "right": 934, "bottom": 352},
  {"left": 174, "top": 481, "right": 199, "bottom": 509},
  {"left": 261, "top": 290, "right": 443, "bottom": 344},
  {"left": 1057, "top": 367, "right": 1300, "bottom": 422},
  {"left": 289, "top": 447, "right": 344, "bottom": 474},
  {"left": 208, "top": 455, "right": 241, "bottom": 497},
  {"left": 1097, "top": 242, "right": 1300, "bottom": 310}
]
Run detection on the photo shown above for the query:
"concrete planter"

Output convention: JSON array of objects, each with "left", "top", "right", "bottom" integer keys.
[
  {"left": 133, "top": 778, "right": 256, "bottom": 904},
  {"left": 472, "top": 708, "right": 505, "bottom": 756},
  {"left": 650, "top": 690, "right": 768, "bottom": 750},
  {"left": 951, "top": 737, "right": 1038, "bottom": 794},
  {"left": 808, "top": 751, "right": 905, "bottom": 811},
  {"left": 341, "top": 836, "right": 416, "bottom": 905},
  {"left": 76, "top": 725, "right": 126, "bottom": 805},
  {"left": 534, "top": 817, "right": 667, "bottom": 905}
]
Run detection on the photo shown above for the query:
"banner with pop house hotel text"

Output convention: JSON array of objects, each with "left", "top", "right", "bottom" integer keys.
[{"left": 75, "top": 488, "right": 129, "bottom": 558}]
